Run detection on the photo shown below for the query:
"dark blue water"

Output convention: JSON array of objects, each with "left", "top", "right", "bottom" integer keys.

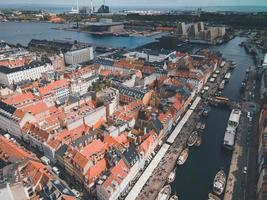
[
  {"left": 0, "top": 22, "right": 160, "bottom": 48},
  {"left": 172, "top": 37, "right": 253, "bottom": 200}
]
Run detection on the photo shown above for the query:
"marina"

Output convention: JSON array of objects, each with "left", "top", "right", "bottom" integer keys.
[{"left": 172, "top": 36, "right": 253, "bottom": 200}]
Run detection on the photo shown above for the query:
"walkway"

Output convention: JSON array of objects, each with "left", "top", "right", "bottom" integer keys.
[{"left": 125, "top": 96, "right": 201, "bottom": 200}]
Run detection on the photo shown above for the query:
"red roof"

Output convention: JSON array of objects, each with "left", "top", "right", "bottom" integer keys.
[
  {"left": 23, "top": 101, "right": 48, "bottom": 115},
  {"left": 4, "top": 92, "right": 35, "bottom": 106},
  {"left": 0, "top": 135, "right": 37, "bottom": 162},
  {"left": 39, "top": 79, "right": 69, "bottom": 96},
  {"left": 81, "top": 140, "right": 106, "bottom": 158},
  {"left": 86, "top": 158, "right": 107, "bottom": 182},
  {"left": 102, "top": 159, "right": 129, "bottom": 191}
]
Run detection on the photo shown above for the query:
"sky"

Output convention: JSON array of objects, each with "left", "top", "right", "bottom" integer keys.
[{"left": 0, "top": 0, "right": 267, "bottom": 7}]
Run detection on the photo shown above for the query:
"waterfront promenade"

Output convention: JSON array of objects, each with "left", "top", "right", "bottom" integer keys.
[
  {"left": 125, "top": 97, "right": 201, "bottom": 200},
  {"left": 125, "top": 56, "right": 231, "bottom": 200}
]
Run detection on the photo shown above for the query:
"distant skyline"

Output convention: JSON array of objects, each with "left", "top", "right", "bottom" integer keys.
[{"left": 0, "top": 0, "right": 267, "bottom": 7}]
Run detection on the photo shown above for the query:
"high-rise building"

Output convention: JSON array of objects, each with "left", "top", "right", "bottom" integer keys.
[
  {"left": 197, "top": 22, "right": 204, "bottom": 32},
  {"left": 177, "top": 22, "right": 187, "bottom": 36},
  {"left": 188, "top": 23, "right": 199, "bottom": 39}
]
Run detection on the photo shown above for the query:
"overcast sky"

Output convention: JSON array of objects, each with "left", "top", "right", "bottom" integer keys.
[{"left": 0, "top": 0, "right": 267, "bottom": 7}]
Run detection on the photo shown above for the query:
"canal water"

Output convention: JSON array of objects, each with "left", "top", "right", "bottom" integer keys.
[
  {"left": 0, "top": 21, "right": 160, "bottom": 48},
  {"left": 172, "top": 37, "right": 254, "bottom": 200}
]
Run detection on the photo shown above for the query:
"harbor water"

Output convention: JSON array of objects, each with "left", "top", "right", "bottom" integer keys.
[
  {"left": 0, "top": 21, "right": 160, "bottom": 48},
  {"left": 172, "top": 37, "right": 253, "bottom": 200}
]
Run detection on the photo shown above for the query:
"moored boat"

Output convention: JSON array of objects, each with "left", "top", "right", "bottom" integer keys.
[
  {"left": 200, "top": 123, "right": 206, "bottom": 130},
  {"left": 202, "top": 107, "right": 211, "bottom": 117},
  {"left": 187, "top": 131, "right": 198, "bottom": 146},
  {"left": 168, "top": 168, "right": 176, "bottom": 183},
  {"left": 157, "top": 185, "right": 171, "bottom": 200},
  {"left": 213, "top": 170, "right": 226, "bottom": 196},
  {"left": 169, "top": 194, "right": 179, "bottom": 200},
  {"left": 224, "top": 72, "right": 231, "bottom": 82},
  {"left": 177, "top": 148, "right": 189, "bottom": 165},
  {"left": 195, "top": 134, "right": 202, "bottom": 147},
  {"left": 219, "top": 80, "right": 225, "bottom": 90},
  {"left": 208, "top": 193, "right": 221, "bottom": 200},
  {"left": 196, "top": 122, "right": 202, "bottom": 129}
]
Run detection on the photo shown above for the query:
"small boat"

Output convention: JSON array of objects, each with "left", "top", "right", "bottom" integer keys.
[
  {"left": 202, "top": 107, "right": 211, "bottom": 117},
  {"left": 195, "top": 134, "right": 202, "bottom": 147},
  {"left": 177, "top": 148, "right": 189, "bottom": 165},
  {"left": 218, "top": 80, "right": 225, "bottom": 90},
  {"left": 230, "top": 64, "right": 237, "bottom": 70},
  {"left": 208, "top": 193, "right": 221, "bottom": 200},
  {"left": 168, "top": 168, "right": 176, "bottom": 183},
  {"left": 213, "top": 170, "right": 226, "bottom": 196},
  {"left": 196, "top": 122, "right": 202, "bottom": 129},
  {"left": 200, "top": 123, "right": 206, "bottom": 130},
  {"left": 187, "top": 131, "right": 198, "bottom": 146},
  {"left": 224, "top": 72, "right": 231, "bottom": 82},
  {"left": 169, "top": 194, "right": 179, "bottom": 200},
  {"left": 157, "top": 185, "right": 171, "bottom": 200}
]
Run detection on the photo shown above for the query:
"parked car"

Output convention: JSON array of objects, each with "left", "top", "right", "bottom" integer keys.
[
  {"left": 71, "top": 189, "right": 80, "bottom": 198},
  {"left": 52, "top": 166, "right": 60, "bottom": 175}
]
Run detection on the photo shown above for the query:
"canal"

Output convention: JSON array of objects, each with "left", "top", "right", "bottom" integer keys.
[{"left": 171, "top": 36, "right": 254, "bottom": 200}]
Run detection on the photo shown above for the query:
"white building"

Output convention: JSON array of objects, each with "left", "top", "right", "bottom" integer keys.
[
  {"left": 64, "top": 47, "right": 94, "bottom": 65},
  {"left": 70, "top": 75, "right": 99, "bottom": 96},
  {"left": 0, "top": 61, "right": 53, "bottom": 86},
  {"left": 0, "top": 101, "right": 35, "bottom": 138},
  {"left": 124, "top": 49, "right": 176, "bottom": 63},
  {"left": 96, "top": 87, "right": 119, "bottom": 116}
]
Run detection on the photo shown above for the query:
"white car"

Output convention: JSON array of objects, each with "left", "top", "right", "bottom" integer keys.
[
  {"left": 71, "top": 189, "right": 80, "bottom": 198},
  {"left": 243, "top": 166, "right": 248, "bottom": 174},
  {"left": 52, "top": 166, "right": 60, "bottom": 175}
]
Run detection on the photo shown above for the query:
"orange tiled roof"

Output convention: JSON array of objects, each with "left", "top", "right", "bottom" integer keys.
[
  {"left": 13, "top": 109, "right": 27, "bottom": 119},
  {"left": 139, "top": 131, "right": 156, "bottom": 154},
  {"left": 103, "top": 135, "right": 121, "bottom": 148},
  {"left": 86, "top": 158, "right": 107, "bottom": 182},
  {"left": 72, "top": 150, "right": 89, "bottom": 169},
  {"left": 81, "top": 139, "right": 106, "bottom": 158},
  {"left": 0, "top": 135, "right": 37, "bottom": 162},
  {"left": 55, "top": 124, "right": 90, "bottom": 143},
  {"left": 23, "top": 101, "right": 48, "bottom": 115},
  {"left": 39, "top": 79, "right": 69, "bottom": 96},
  {"left": 102, "top": 159, "right": 129, "bottom": 190},
  {"left": 4, "top": 92, "right": 35, "bottom": 106},
  {"left": 21, "top": 159, "right": 52, "bottom": 191},
  {"left": 22, "top": 122, "right": 51, "bottom": 142},
  {"left": 114, "top": 133, "right": 129, "bottom": 148}
]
